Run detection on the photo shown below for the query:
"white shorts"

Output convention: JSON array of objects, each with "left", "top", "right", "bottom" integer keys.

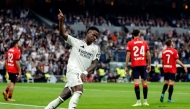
[{"left": 65, "top": 69, "right": 83, "bottom": 88}]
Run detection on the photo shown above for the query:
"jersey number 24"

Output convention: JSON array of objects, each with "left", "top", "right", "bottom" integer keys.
[{"left": 133, "top": 46, "right": 145, "bottom": 56}]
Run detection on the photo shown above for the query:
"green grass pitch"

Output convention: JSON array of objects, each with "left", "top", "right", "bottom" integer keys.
[{"left": 0, "top": 82, "right": 190, "bottom": 109}]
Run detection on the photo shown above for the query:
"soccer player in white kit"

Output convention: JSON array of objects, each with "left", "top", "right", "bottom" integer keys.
[{"left": 44, "top": 9, "right": 101, "bottom": 109}]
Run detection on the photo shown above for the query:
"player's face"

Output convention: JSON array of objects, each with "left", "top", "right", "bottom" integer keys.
[
  {"left": 172, "top": 41, "right": 174, "bottom": 46},
  {"left": 17, "top": 41, "right": 22, "bottom": 47},
  {"left": 86, "top": 30, "right": 99, "bottom": 44}
]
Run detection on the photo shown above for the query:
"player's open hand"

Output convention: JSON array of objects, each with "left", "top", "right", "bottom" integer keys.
[
  {"left": 147, "top": 65, "right": 151, "bottom": 73},
  {"left": 58, "top": 9, "right": 65, "bottom": 21},
  {"left": 184, "top": 67, "right": 188, "bottom": 73},
  {"left": 80, "top": 73, "right": 86, "bottom": 82}
]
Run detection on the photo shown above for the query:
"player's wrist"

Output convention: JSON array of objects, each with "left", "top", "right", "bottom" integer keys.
[
  {"left": 59, "top": 20, "right": 64, "bottom": 22},
  {"left": 83, "top": 71, "right": 88, "bottom": 75}
]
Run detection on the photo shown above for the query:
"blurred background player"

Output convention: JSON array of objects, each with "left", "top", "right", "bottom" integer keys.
[
  {"left": 44, "top": 9, "right": 101, "bottom": 109},
  {"left": 125, "top": 29, "right": 151, "bottom": 106},
  {"left": 2, "top": 40, "right": 22, "bottom": 102},
  {"left": 160, "top": 39, "right": 188, "bottom": 102}
]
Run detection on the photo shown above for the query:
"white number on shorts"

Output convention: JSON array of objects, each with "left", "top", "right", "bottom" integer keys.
[
  {"left": 8, "top": 53, "right": 13, "bottom": 63},
  {"left": 133, "top": 46, "right": 145, "bottom": 56},
  {"left": 166, "top": 54, "right": 170, "bottom": 64}
]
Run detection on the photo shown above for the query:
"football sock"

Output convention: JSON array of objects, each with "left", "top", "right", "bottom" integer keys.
[
  {"left": 5, "top": 87, "right": 9, "bottom": 93},
  {"left": 137, "top": 99, "right": 141, "bottom": 104},
  {"left": 168, "top": 84, "right": 174, "bottom": 100},
  {"left": 143, "top": 85, "right": 148, "bottom": 100},
  {"left": 134, "top": 84, "right": 140, "bottom": 101},
  {"left": 44, "top": 96, "right": 64, "bottom": 109},
  {"left": 8, "top": 93, "right": 12, "bottom": 99},
  {"left": 68, "top": 91, "right": 82, "bottom": 109},
  {"left": 162, "top": 83, "right": 168, "bottom": 94},
  {"left": 144, "top": 99, "right": 147, "bottom": 103}
]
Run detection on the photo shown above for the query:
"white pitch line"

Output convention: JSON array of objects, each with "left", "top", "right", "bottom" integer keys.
[
  {"left": 0, "top": 102, "right": 67, "bottom": 109},
  {"left": 14, "top": 86, "right": 189, "bottom": 95}
]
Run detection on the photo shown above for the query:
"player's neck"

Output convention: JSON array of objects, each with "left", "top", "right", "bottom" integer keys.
[
  {"left": 14, "top": 45, "right": 18, "bottom": 48},
  {"left": 84, "top": 39, "right": 90, "bottom": 45},
  {"left": 134, "top": 36, "right": 140, "bottom": 39}
]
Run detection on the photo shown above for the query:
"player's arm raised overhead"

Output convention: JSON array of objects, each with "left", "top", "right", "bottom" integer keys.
[{"left": 58, "top": 9, "right": 68, "bottom": 40}]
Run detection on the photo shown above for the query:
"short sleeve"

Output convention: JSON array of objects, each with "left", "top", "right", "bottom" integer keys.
[
  {"left": 175, "top": 50, "right": 179, "bottom": 59},
  {"left": 93, "top": 46, "right": 101, "bottom": 60},
  {"left": 65, "top": 35, "right": 80, "bottom": 46},
  {"left": 126, "top": 43, "right": 131, "bottom": 52},
  {"left": 15, "top": 50, "right": 21, "bottom": 60}
]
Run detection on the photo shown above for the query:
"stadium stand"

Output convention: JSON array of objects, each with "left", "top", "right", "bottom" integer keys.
[{"left": 0, "top": 1, "right": 190, "bottom": 83}]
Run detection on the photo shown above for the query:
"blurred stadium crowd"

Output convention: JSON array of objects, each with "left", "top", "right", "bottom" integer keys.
[{"left": 0, "top": 8, "right": 190, "bottom": 83}]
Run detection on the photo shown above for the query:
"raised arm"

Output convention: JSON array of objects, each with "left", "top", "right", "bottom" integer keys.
[{"left": 58, "top": 9, "right": 68, "bottom": 40}]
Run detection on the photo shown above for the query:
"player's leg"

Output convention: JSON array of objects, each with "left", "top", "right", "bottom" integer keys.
[
  {"left": 3, "top": 72, "right": 12, "bottom": 101},
  {"left": 132, "top": 67, "right": 141, "bottom": 106},
  {"left": 2, "top": 83, "right": 11, "bottom": 101},
  {"left": 44, "top": 86, "right": 72, "bottom": 109},
  {"left": 67, "top": 72, "right": 83, "bottom": 109},
  {"left": 160, "top": 73, "right": 169, "bottom": 102},
  {"left": 7, "top": 73, "right": 17, "bottom": 101},
  {"left": 168, "top": 73, "right": 175, "bottom": 102},
  {"left": 141, "top": 66, "right": 149, "bottom": 106},
  {"left": 68, "top": 84, "right": 83, "bottom": 109}
]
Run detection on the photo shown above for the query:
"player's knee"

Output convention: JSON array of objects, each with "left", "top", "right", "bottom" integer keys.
[
  {"left": 75, "top": 91, "right": 82, "bottom": 94},
  {"left": 134, "top": 83, "right": 139, "bottom": 87},
  {"left": 169, "top": 83, "right": 174, "bottom": 86},
  {"left": 143, "top": 84, "right": 148, "bottom": 88},
  {"left": 74, "top": 91, "right": 82, "bottom": 97}
]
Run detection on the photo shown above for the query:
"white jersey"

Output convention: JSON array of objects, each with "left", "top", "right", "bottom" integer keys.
[{"left": 66, "top": 35, "right": 101, "bottom": 74}]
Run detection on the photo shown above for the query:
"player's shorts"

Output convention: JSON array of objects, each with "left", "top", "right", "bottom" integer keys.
[
  {"left": 132, "top": 66, "right": 147, "bottom": 80},
  {"left": 65, "top": 69, "right": 83, "bottom": 88},
  {"left": 164, "top": 73, "right": 175, "bottom": 81},
  {"left": 8, "top": 72, "right": 18, "bottom": 84}
]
